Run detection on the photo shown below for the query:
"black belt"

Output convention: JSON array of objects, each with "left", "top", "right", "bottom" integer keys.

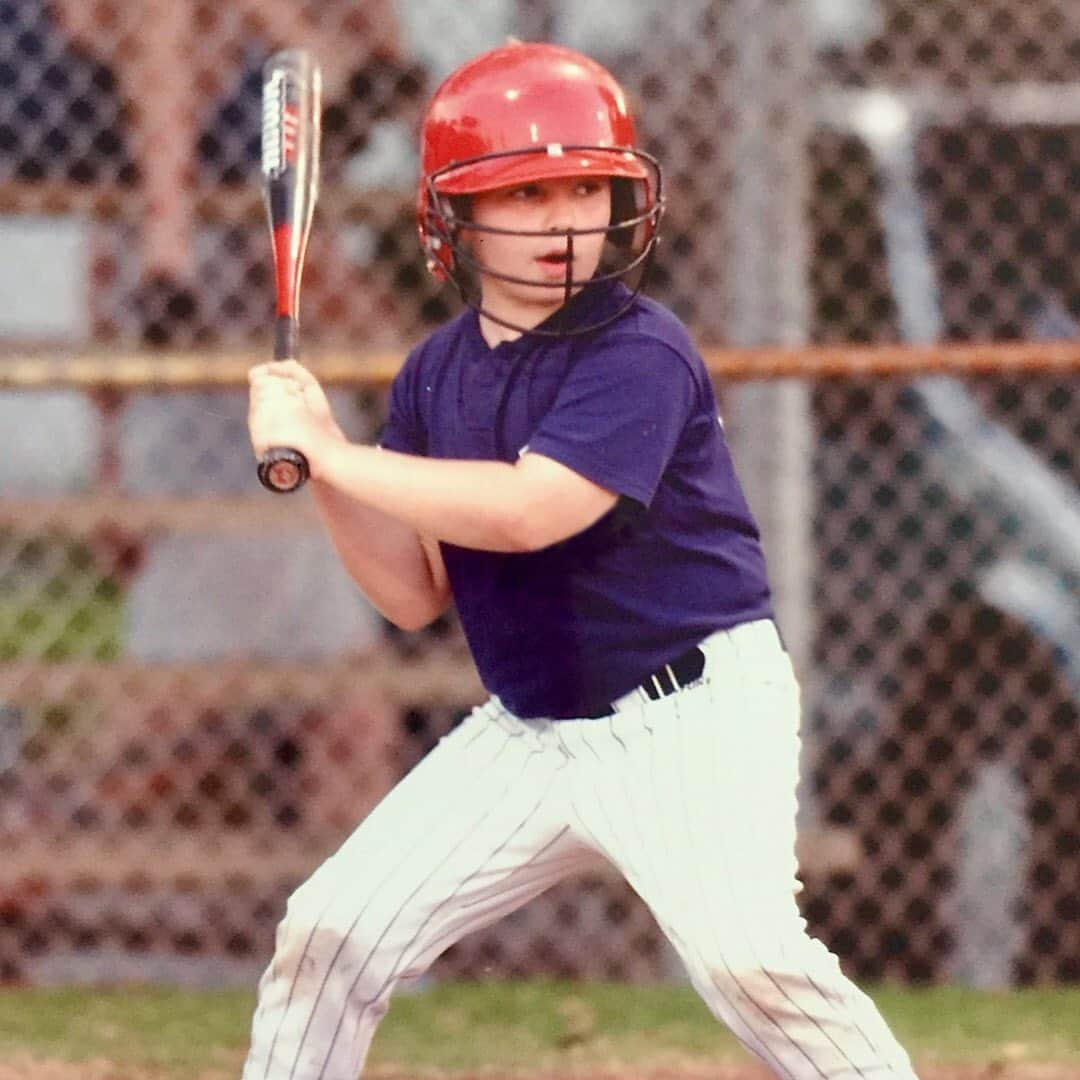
[{"left": 583, "top": 644, "right": 706, "bottom": 719}]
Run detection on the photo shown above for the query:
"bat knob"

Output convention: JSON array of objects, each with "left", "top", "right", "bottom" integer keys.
[{"left": 258, "top": 447, "right": 310, "bottom": 493}]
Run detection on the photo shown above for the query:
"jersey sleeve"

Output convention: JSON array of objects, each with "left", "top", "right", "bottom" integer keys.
[
  {"left": 523, "top": 338, "right": 699, "bottom": 506},
  {"left": 377, "top": 348, "right": 426, "bottom": 455}
]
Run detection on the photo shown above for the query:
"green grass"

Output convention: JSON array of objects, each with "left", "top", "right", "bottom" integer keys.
[
  {"left": 0, "top": 985, "right": 252, "bottom": 1072},
  {"left": 0, "top": 981, "right": 1079, "bottom": 1076},
  {"left": 874, "top": 984, "right": 1080, "bottom": 1064}
]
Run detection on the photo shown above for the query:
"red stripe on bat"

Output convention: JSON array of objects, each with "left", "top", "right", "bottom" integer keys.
[
  {"left": 273, "top": 223, "right": 297, "bottom": 316},
  {"left": 283, "top": 104, "right": 300, "bottom": 164}
]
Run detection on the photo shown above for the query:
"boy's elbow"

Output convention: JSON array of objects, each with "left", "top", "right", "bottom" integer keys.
[
  {"left": 388, "top": 602, "right": 445, "bottom": 633},
  {"left": 381, "top": 585, "right": 451, "bottom": 632},
  {"left": 391, "top": 611, "right": 435, "bottom": 633}
]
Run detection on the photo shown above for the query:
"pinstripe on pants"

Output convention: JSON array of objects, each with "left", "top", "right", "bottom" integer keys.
[{"left": 241, "top": 619, "right": 918, "bottom": 1079}]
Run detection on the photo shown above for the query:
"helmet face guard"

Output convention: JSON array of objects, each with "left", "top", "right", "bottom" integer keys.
[
  {"left": 416, "top": 42, "right": 665, "bottom": 337},
  {"left": 420, "top": 145, "right": 665, "bottom": 336}
]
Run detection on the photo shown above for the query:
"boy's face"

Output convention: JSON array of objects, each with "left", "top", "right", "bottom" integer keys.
[{"left": 463, "top": 175, "right": 613, "bottom": 328}]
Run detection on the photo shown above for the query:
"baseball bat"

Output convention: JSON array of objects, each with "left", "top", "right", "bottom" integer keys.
[{"left": 257, "top": 48, "right": 322, "bottom": 493}]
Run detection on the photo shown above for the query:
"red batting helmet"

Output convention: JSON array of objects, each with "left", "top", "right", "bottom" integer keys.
[{"left": 416, "top": 41, "right": 664, "bottom": 334}]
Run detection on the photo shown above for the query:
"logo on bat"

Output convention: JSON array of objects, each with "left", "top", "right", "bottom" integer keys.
[{"left": 261, "top": 70, "right": 300, "bottom": 178}]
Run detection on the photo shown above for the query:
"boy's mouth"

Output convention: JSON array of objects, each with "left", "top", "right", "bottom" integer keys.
[{"left": 537, "top": 249, "right": 571, "bottom": 265}]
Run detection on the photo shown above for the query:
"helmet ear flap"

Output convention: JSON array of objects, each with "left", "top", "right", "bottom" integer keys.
[
  {"left": 421, "top": 191, "right": 479, "bottom": 285},
  {"left": 609, "top": 177, "right": 656, "bottom": 253},
  {"left": 609, "top": 179, "right": 637, "bottom": 251},
  {"left": 420, "top": 220, "right": 451, "bottom": 281},
  {"left": 419, "top": 191, "right": 463, "bottom": 281}
]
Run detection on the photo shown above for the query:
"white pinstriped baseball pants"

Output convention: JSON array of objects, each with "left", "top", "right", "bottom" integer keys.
[{"left": 242, "top": 619, "right": 917, "bottom": 1080}]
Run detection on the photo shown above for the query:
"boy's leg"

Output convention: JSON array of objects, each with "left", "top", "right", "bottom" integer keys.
[
  {"left": 242, "top": 701, "right": 596, "bottom": 1080},
  {"left": 558, "top": 622, "right": 918, "bottom": 1079}
]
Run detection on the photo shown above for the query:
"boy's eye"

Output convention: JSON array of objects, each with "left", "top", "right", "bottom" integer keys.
[{"left": 501, "top": 180, "right": 605, "bottom": 201}]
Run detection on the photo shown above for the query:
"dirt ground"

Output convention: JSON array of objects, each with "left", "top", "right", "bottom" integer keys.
[{"left": 2, "top": 1061, "right": 1080, "bottom": 1080}]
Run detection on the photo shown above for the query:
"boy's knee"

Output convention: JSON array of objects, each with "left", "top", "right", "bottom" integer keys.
[
  {"left": 695, "top": 924, "right": 843, "bottom": 1014},
  {"left": 269, "top": 884, "right": 392, "bottom": 999},
  {"left": 709, "top": 962, "right": 816, "bottom": 1013}
]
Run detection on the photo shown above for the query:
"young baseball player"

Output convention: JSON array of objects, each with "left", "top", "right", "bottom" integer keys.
[{"left": 244, "top": 41, "right": 917, "bottom": 1080}]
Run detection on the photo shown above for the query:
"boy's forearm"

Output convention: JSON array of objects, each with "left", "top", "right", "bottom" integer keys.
[
  {"left": 316, "top": 442, "right": 529, "bottom": 552},
  {"left": 310, "top": 479, "right": 449, "bottom": 630}
]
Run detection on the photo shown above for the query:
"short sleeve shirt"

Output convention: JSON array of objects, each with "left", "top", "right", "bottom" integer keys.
[{"left": 380, "top": 281, "right": 773, "bottom": 718}]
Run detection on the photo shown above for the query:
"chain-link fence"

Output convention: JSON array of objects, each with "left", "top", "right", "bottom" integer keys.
[{"left": 1, "top": 0, "right": 1079, "bottom": 988}]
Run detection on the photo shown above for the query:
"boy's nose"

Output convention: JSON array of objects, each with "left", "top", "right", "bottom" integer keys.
[{"left": 545, "top": 195, "right": 576, "bottom": 232}]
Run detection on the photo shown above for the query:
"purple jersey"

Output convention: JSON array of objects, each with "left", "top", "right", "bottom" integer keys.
[{"left": 380, "top": 281, "right": 773, "bottom": 718}]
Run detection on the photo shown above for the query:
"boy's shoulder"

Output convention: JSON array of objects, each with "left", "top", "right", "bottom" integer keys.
[
  {"left": 403, "top": 308, "right": 478, "bottom": 372},
  {"left": 412, "top": 308, "right": 473, "bottom": 358},
  {"left": 619, "top": 292, "right": 698, "bottom": 353},
  {"left": 598, "top": 290, "right": 704, "bottom": 378}
]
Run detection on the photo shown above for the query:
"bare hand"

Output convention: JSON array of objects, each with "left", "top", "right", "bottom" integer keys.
[{"left": 248, "top": 361, "right": 344, "bottom": 473}]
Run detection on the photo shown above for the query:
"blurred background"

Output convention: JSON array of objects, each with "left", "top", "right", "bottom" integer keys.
[{"left": 0, "top": 0, "right": 1078, "bottom": 993}]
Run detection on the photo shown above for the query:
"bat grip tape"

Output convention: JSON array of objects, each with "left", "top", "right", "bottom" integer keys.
[
  {"left": 274, "top": 315, "right": 299, "bottom": 362},
  {"left": 259, "top": 314, "right": 310, "bottom": 493}
]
